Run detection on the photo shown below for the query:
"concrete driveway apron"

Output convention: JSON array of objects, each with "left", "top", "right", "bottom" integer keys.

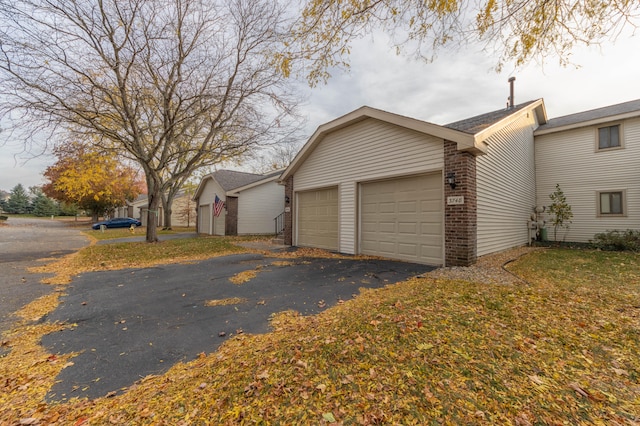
[{"left": 42, "top": 252, "right": 434, "bottom": 400}]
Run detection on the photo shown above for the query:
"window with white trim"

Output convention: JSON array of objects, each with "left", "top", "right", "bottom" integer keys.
[
  {"left": 597, "top": 125, "right": 621, "bottom": 150},
  {"left": 598, "top": 191, "right": 625, "bottom": 216}
]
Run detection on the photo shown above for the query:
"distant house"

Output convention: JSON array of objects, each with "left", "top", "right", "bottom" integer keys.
[
  {"left": 279, "top": 97, "right": 640, "bottom": 267},
  {"left": 114, "top": 191, "right": 196, "bottom": 228},
  {"left": 193, "top": 169, "right": 284, "bottom": 235}
]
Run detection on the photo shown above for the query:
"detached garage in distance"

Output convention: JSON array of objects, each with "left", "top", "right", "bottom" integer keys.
[
  {"left": 193, "top": 169, "right": 284, "bottom": 236},
  {"left": 280, "top": 99, "right": 548, "bottom": 267}
]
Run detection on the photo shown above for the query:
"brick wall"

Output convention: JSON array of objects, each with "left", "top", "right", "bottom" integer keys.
[
  {"left": 284, "top": 176, "right": 293, "bottom": 245},
  {"left": 444, "top": 140, "right": 477, "bottom": 266},
  {"left": 225, "top": 196, "right": 238, "bottom": 236}
]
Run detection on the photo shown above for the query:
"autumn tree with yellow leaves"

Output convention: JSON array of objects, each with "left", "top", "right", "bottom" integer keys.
[
  {"left": 42, "top": 143, "right": 143, "bottom": 221},
  {"left": 0, "top": 0, "right": 301, "bottom": 242},
  {"left": 286, "top": 0, "right": 639, "bottom": 84}
]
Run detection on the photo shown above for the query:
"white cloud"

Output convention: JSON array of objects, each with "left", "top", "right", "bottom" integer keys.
[
  {"left": 299, "top": 30, "right": 640, "bottom": 137},
  {"left": 1, "top": 27, "right": 638, "bottom": 190}
]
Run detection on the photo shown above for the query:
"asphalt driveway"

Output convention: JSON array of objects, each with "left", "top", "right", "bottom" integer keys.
[
  {"left": 0, "top": 218, "right": 89, "bottom": 336},
  {"left": 42, "top": 252, "right": 433, "bottom": 401}
]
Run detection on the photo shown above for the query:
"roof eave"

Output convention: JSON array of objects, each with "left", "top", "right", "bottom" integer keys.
[
  {"left": 473, "top": 99, "right": 547, "bottom": 143},
  {"left": 227, "top": 172, "right": 283, "bottom": 196},
  {"left": 534, "top": 110, "right": 640, "bottom": 136},
  {"left": 192, "top": 174, "right": 214, "bottom": 201},
  {"left": 280, "top": 106, "right": 478, "bottom": 181}
]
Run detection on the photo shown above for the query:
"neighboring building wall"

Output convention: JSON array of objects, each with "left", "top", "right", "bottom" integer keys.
[
  {"left": 237, "top": 180, "right": 285, "bottom": 234},
  {"left": 535, "top": 116, "right": 640, "bottom": 242},
  {"left": 171, "top": 195, "right": 196, "bottom": 228},
  {"left": 294, "top": 118, "right": 444, "bottom": 255},
  {"left": 284, "top": 176, "right": 293, "bottom": 245},
  {"left": 444, "top": 140, "right": 477, "bottom": 266},
  {"left": 476, "top": 111, "right": 538, "bottom": 256}
]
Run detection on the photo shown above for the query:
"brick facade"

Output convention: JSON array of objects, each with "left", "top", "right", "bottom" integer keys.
[
  {"left": 284, "top": 176, "right": 293, "bottom": 245},
  {"left": 224, "top": 196, "right": 238, "bottom": 236},
  {"left": 443, "top": 140, "right": 478, "bottom": 266}
]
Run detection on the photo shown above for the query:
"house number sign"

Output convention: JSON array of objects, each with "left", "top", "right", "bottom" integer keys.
[{"left": 447, "top": 196, "right": 464, "bottom": 205}]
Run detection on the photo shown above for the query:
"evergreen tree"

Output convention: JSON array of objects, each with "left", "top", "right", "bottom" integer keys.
[
  {"left": 6, "top": 184, "right": 29, "bottom": 214},
  {"left": 31, "top": 188, "right": 59, "bottom": 217}
]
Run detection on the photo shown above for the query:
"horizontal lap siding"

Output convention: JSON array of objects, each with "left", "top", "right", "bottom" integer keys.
[
  {"left": 535, "top": 117, "right": 640, "bottom": 242},
  {"left": 477, "top": 113, "right": 537, "bottom": 256},
  {"left": 237, "top": 181, "right": 284, "bottom": 234},
  {"left": 295, "top": 118, "right": 444, "bottom": 254},
  {"left": 197, "top": 179, "right": 226, "bottom": 235}
]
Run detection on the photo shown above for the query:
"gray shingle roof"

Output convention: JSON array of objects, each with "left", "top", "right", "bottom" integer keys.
[
  {"left": 537, "top": 99, "right": 640, "bottom": 131},
  {"left": 211, "top": 169, "right": 269, "bottom": 191},
  {"left": 445, "top": 100, "right": 538, "bottom": 134}
]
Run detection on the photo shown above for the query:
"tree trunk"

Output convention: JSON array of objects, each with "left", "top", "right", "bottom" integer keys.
[
  {"left": 161, "top": 193, "right": 173, "bottom": 230},
  {"left": 145, "top": 176, "right": 161, "bottom": 243}
]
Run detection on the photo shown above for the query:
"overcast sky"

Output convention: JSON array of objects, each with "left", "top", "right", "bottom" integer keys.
[{"left": 1, "top": 29, "right": 639, "bottom": 193}]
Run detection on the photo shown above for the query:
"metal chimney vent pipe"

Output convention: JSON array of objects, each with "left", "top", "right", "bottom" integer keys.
[{"left": 508, "top": 77, "right": 516, "bottom": 108}]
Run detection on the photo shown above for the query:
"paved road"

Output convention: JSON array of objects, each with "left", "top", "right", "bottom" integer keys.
[
  {"left": 0, "top": 217, "right": 89, "bottom": 336},
  {"left": 0, "top": 218, "right": 434, "bottom": 402}
]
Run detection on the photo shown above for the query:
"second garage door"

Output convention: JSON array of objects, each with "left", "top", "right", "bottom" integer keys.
[
  {"left": 297, "top": 187, "right": 339, "bottom": 251},
  {"left": 360, "top": 174, "right": 443, "bottom": 265}
]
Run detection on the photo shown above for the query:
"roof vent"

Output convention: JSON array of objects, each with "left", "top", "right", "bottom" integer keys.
[{"left": 508, "top": 77, "right": 516, "bottom": 109}]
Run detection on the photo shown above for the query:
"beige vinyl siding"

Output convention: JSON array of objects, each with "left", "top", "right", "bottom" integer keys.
[
  {"left": 197, "top": 179, "right": 226, "bottom": 235},
  {"left": 294, "top": 118, "right": 444, "bottom": 254},
  {"left": 169, "top": 195, "right": 195, "bottom": 227},
  {"left": 476, "top": 112, "right": 538, "bottom": 256},
  {"left": 535, "top": 117, "right": 640, "bottom": 242},
  {"left": 237, "top": 181, "right": 284, "bottom": 234}
]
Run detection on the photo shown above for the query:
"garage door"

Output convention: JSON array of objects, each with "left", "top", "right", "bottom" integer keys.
[
  {"left": 361, "top": 174, "right": 442, "bottom": 265},
  {"left": 198, "top": 205, "right": 211, "bottom": 234},
  {"left": 297, "top": 187, "right": 339, "bottom": 251}
]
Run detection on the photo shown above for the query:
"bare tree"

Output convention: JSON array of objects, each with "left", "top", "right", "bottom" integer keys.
[
  {"left": 247, "top": 137, "right": 302, "bottom": 174},
  {"left": 0, "top": 0, "right": 301, "bottom": 241}
]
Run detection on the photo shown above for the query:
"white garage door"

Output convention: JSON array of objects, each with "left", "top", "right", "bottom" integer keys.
[
  {"left": 297, "top": 187, "right": 339, "bottom": 251},
  {"left": 361, "top": 174, "right": 443, "bottom": 265},
  {"left": 198, "top": 205, "right": 211, "bottom": 235}
]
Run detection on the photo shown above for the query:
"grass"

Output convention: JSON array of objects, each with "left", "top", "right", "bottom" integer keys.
[
  {"left": 85, "top": 226, "right": 196, "bottom": 241},
  {"left": 30, "top": 234, "right": 269, "bottom": 284},
  {"left": 2, "top": 248, "right": 640, "bottom": 424}
]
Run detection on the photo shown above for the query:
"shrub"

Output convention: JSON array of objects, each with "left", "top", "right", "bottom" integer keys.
[{"left": 591, "top": 230, "right": 640, "bottom": 252}]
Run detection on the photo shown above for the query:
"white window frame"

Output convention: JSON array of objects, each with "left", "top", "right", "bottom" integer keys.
[{"left": 596, "top": 190, "right": 627, "bottom": 217}]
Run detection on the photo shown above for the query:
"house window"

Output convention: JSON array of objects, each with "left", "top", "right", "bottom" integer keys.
[
  {"left": 598, "top": 191, "right": 625, "bottom": 216},
  {"left": 598, "top": 125, "right": 621, "bottom": 150}
]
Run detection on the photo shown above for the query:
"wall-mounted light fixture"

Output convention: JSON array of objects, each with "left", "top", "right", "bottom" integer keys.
[
  {"left": 285, "top": 195, "right": 290, "bottom": 204},
  {"left": 446, "top": 172, "right": 457, "bottom": 189}
]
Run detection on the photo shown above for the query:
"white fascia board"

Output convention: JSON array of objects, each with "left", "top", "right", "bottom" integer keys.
[
  {"left": 473, "top": 99, "right": 546, "bottom": 147},
  {"left": 280, "top": 106, "right": 478, "bottom": 181},
  {"left": 227, "top": 172, "right": 283, "bottom": 196},
  {"left": 192, "top": 174, "right": 214, "bottom": 201}
]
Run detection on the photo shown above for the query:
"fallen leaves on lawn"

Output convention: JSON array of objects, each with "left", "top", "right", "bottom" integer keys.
[
  {"left": 2, "top": 248, "right": 639, "bottom": 425},
  {"left": 0, "top": 314, "right": 76, "bottom": 422}
]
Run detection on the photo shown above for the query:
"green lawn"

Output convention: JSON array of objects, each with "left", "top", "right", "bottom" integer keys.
[{"left": 2, "top": 248, "right": 639, "bottom": 424}]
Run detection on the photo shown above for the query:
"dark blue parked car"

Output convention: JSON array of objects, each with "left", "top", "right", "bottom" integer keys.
[{"left": 92, "top": 217, "right": 142, "bottom": 230}]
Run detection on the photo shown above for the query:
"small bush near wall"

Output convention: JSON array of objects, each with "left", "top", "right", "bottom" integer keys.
[{"left": 591, "top": 230, "right": 640, "bottom": 252}]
